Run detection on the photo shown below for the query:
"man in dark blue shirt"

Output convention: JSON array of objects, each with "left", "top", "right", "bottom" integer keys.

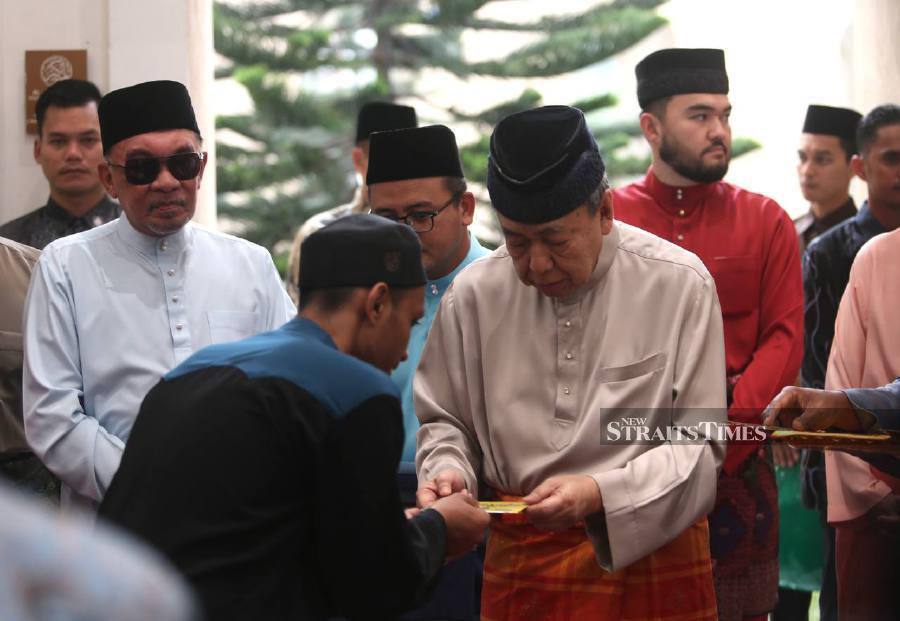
[
  {"left": 801, "top": 104, "right": 900, "bottom": 390},
  {"left": 99, "top": 215, "right": 489, "bottom": 621}
]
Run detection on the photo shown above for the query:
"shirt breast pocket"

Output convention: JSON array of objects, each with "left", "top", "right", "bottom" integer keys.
[
  {"left": 207, "top": 310, "right": 260, "bottom": 344},
  {"left": 710, "top": 255, "right": 760, "bottom": 317},
  {"left": 594, "top": 352, "right": 670, "bottom": 410}
]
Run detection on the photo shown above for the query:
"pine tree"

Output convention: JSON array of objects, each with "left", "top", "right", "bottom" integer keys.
[{"left": 214, "top": 0, "right": 757, "bottom": 261}]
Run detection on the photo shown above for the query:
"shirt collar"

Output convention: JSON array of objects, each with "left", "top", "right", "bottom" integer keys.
[
  {"left": 45, "top": 194, "right": 117, "bottom": 223},
  {"left": 814, "top": 197, "right": 857, "bottom": 230},
  {"left": 115, "top": 213, "right": 192, "bottom": 257},
  {"left": 284, "top": 316, "right": 337, "bottom": 349},
  {"left": 643, "top": 167, "right": 718, "bottom": 216},
  {"left": 557, "top": 219, "right": 619, "bottom": 303},
  {"left": 427, "top": 232, "right": 486, "bottom": 298},
  {"left": 855, "top": 200, "right": 886, "bottom": 237}
]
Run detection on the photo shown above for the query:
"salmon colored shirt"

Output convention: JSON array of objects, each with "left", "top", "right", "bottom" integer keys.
[{"left": 825, "top": 228, "right": 900, "bottom": 522}]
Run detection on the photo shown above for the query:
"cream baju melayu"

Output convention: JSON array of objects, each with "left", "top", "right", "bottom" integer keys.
[{"left": 415, "top": 220, "right": 727, "bottom": 571}]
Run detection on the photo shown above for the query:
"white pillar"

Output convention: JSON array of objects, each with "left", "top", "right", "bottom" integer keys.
[{"left": 846, "top": 0, "right": 900, "bottom": 113}]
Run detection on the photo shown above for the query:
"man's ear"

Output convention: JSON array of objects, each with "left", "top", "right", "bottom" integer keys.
[
  {"left": 639, "top": 111, "right": 662, "bottom": 148},
  {"left": 600, "top": 191, "right": 614, "bottom": 234},
  {"left": 33, "top": 138, "right": 42, "bottom": 163},
  {"left": 98, "top": 161, "right": 118, "bottom": 198},
  {"left": 851, "top": 154, "right": 867, "bottom": 181},
  {"left": 459, "top": 191, "right": 476, "bottom": 226},
  {"left": 364, "top": 282, "right": 391, "bottom": 324},
  {"left": 352, "top": 145, "right": 367, "bottom": 178}
]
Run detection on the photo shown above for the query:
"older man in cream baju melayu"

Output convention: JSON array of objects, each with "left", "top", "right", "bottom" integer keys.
[{"left": 414, "top": 105, "right": 727, "bottom": 620}]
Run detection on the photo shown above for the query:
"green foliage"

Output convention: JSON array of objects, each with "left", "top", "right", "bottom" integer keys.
[{"left": 215, "top": 0, "right": 672, "bottom": 257}]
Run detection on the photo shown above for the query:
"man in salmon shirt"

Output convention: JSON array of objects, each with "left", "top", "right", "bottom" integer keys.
[{"left": 612, "top": 48, "right": 804, "bottom": 621}]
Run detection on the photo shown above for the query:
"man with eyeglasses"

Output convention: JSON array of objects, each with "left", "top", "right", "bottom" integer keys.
[
  {"left": 285, "top": 101, "right": 417, "bottom": 305},
  {"left": 365, "top": 124, "right": 488, "bottom": 621},
  {"left": 22, "top": 80, "right": 295, "bottom": 511}
]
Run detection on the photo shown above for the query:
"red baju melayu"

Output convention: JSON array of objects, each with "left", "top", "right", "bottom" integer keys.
[{"left": 613, "top": 168, "right": 804, "bottom": 620}]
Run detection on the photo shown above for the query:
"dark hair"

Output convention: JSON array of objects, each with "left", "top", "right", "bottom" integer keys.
[
  {"left": 297, "top": 285, "right": 414, "bottom": 312},
  {"left": 857, "top": 104, "right": 900, "bottom": 156},
  {"left": 297, "top": 287, "right": 357, "bottom": 312},
  {"left": 36, "top": 79, "right": 102, "bottom": 136},
  {"left": 837, "top": 135, "right": 856, "bottom": 162},
  {"left": 444, "top": 176, "right": 467, "bottom": 195},
  {"left": 642, "top": 96, "right": 672, "bottom": 119},
  {"left": 585, "top": 175, "right": 611, "bottom": 217}
]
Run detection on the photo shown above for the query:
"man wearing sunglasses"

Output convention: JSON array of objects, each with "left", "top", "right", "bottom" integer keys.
[
  {"left": 21, "top": 80, "right": 296, "bottom": 511},
  {"left": 365, "top": 125, "right": 489, "bottom": 621}
]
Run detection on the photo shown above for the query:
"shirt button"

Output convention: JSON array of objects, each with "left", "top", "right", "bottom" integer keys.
[
  {"left": 563, "top": 386, "right": 570, "bottom": 395},
  {"left": 175, "top": 323, "right": 183, "bottom": 331},
  {"left": 677, "top": 234, "right": 684, "bottom": 241},
  {"left": 430, "top": 284, "right": 439, "bottom": 295},
  {"left": 172, "top": 296, "right": 179, "bottom": 303},
  {"left": 678, "top": 209, "right": 686, "bottom": 216},
  {"left": 167, "top": 269, "right": 175, "bottom": 276},
  {"left": 676, "top": 189, "right": 683, "bottom": 199},
  {"left": 564, "top": 320, "right": 571, "bottom": 328},
  {"left": 159, "top": 241, "right": 167, "bottom": 251},
  {"left": 565, "top": 352, "right": 573, "bottom": 360}
]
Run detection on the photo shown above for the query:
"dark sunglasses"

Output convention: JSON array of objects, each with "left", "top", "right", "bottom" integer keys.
[{"left": 107, "top": 152, "right": 206, "bottom": 185}]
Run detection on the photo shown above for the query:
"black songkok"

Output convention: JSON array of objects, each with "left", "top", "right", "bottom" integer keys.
[
  {"left": 99, "top": 80, "right": 200, "bottom": 153},
  {"left": 487, "top": 105, "right": 605, "bottom": 224},
  {"left": 299, "top": 214, "right": 426, "bottom": 289},
  {"left": 366, "top": 125, "right": 464, "bottom": 185},
  {"left": 802, "top": 105, "right": 862, "bottom": 154},
  {"left": 355, "top": 102, "right": 417, "bottom": 143},
  {"left": 636, "top": 48, "right": 729, "bottom": 110}
]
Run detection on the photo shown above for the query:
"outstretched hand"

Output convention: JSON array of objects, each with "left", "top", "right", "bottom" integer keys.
[
  {"left": 763, "top": 386, "right": 863, "bottom": 432},
  {"left": 416, "top": 468, "right": 468, "bottom": 508}
]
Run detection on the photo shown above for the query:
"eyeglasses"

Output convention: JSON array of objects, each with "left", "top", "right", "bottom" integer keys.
[
  {"left": 106, "top": 152, "right": 206, "bottom": 185},
  {"left": 371, "top": 192, "right": 462, "bottom": 233}
]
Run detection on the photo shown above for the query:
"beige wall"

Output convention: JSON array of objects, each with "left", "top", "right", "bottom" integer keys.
[
  {"left": 0, "top": 0, "right": 215, "bottom": 230},
  {"left": 847, "top": 0, "right": 900, "bottom": 113}
]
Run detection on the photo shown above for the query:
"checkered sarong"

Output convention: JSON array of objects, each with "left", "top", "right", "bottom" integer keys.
[{"left": 481, "top": 496, "right": 717, "bottom": 621}]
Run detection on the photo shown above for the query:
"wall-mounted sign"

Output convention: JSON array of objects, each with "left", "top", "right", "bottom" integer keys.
[{"left": 25, "top": 50, "right": 88, "bottom": 134}]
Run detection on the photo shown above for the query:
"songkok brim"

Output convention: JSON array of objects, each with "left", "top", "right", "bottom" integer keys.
[
  {"left": 356, "top": 102, "right": 417, "bottom": 143},
  {"left": 487, "top": 105, "right": 605, "bottom": 225},
  {"left": 802, "top": 105, "right": 862, "bottom": 153},
  {"left": 636, "top": 48, "right": 728, "bottom": 109},
  {"left": 366, "top": 125, "right": 464, "bottom": 185},
  {"left": 99, "top": 80, "right": 201, "bottom": 153},
  {"left": 299, "top": 214, "right": 426, "bottom": 290}
]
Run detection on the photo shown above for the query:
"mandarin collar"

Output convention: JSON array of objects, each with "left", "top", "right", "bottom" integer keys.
[
  {"left": 643, "top": 167, "right": 717, "bottom": 216},
  {"left": 806, "top": 197, "right": 857, "bottom": 232},
  {"left": 855, "top": 201, "right": 886, "bottom": 237},
  {"left": 556, "top": 220, "right": 619, "bottom": 304},
  {"left": 45, "top": 194, "right": 117, "bottom": 223},
  {"left": 427, "top": 232, "right": 486, "bottom": 298},
  {"left": 818, "top": 197, "right": 857, "bottom": 229},
  {"left": 115, "top": 214, "right": 192, "bottom": 257},
  {"left": 283, "top": 316, "right": 337, "bottom": 349}
]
